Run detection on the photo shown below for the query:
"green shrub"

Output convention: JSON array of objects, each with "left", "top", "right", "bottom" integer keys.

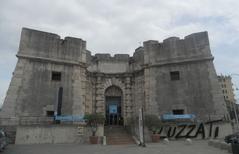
[
  {"left": 144, "top": 114, "right": 162, "bottom": 134},
  {"left": 84, "top": 113, "right": 105, "bottom": 136}
]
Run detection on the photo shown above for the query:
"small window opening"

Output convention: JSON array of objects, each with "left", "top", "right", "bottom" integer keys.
[
  {"left": 52, "top": 72, "right": 61, "bottom": 81},
  {"left": 172, "top": 109, "right": 184, "bottom": 115},
  {"left": 170, "top": 71, "right": 180, "bottom": 81},
  {"left": 46, "top": 111, "right": 55, "bottom": 117}
]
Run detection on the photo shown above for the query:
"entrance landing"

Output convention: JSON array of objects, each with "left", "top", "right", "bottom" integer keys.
[{"left": 104, "top": 126, "right": 135, "bottom": 145}]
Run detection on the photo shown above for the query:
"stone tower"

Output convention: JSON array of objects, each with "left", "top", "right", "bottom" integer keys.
[{"left": 0, "top": 28, "right": 87, "bottom": 124}]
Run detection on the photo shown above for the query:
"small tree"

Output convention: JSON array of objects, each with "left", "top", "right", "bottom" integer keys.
[
  {"left": 145, "top": 114, "right": 162, "bottom": 134},
  {"left": 84, "top": 113, "right": 105, "bottom": 136}
]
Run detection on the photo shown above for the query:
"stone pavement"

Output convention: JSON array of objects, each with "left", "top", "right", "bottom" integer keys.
[{"left": 3, "top": 140, "right": 230, "bottom": 154}]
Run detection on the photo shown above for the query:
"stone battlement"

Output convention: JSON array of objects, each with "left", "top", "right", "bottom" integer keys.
[
  {"left": 18, "top": 28, "right": 86, "bottom": 63},
  {"left": 143, "top": 31, "right": 209, "bottom": 48},
  {"left": 143, "top": 31, "right": 212, "bottom": 65},
  {"left": 92, "top": 53, "right": 130, "bottom": 62},
  {"left": 18, "top": 28, "right": 211, "bottom": 67}
]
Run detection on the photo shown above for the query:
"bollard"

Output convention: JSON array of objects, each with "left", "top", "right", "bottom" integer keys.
[
  {"left": 185, "top": 138, "right": 192, "bottom": 145},
  {"left": 103, "top": 136, "right": 106, "bottom": 145},
  {"left": 163, "top": 138, "right": 169, "bottom": 144}
]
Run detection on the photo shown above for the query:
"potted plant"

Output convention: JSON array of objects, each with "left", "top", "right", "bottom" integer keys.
[
  {"left": 151, "top": 127, "right": 161, "bottom": 142},
  {"left": 145, "top": 114, "right": 162, "bottom": 142},
  {"left": 84, "top": 113, "right": 105, "bottom": 144}
]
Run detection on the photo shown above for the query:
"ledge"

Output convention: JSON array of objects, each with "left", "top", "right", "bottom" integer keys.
[
  {"left": 17, "top": 54, "right": 86, "bottom": 67},
  {"left": 144, "top": 56, "right": 214, "bottom": 68}
]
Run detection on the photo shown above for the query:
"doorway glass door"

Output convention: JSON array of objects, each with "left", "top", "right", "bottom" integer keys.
[{"left": 105, "top": 96, "right": 122, "bottom": 125}]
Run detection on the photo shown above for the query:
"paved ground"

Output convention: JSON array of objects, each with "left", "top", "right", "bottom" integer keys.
[{"left": 2, "top": 140, "right": 230, "bottom": 154}]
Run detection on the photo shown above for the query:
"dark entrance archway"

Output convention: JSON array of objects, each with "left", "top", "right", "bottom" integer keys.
[{"left": 105, "top": 86, "right": 123, "bottom": 125}]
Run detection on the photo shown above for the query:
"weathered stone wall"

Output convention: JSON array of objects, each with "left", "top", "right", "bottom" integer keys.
[
  {"left": 16, "top": 60, "right": 75, "bottom": 116},
  {"left": 1, "top": 28, "right": 87, "bottom": 122},
  {"left": 130, "top": 48, "right": 145, "bottom": 117},
  {"left": 87, "top": 54, "right": 131, "bottom": 73},
  {"left": 84, "top": 74, "right": 94, "bottom": 114},
  {"left": 0, "top": 59, "right": 26, "bottom": 118},
  {"left": 15, "top": 125, "right": 104, "bottom": 144},
  {"left": 143, "top": 31, "right": 228, "bottom": 120},
  {"left": 88, "top": 75, "right": 130, "bottom": 117},
  {"left": 132, "top": 47, "right": 144, "bottom": 71},
  {"left": 132, "top": 71, "right": 145, "bottom": 117},
  {"left": 143, "top": 32, "right": 212, "bottom": 65},
  {"left": 0, "top": 28, "right": 228, "bottom": 129},
  {"left": 18, "top": 28, "right": 86, "bottom": 63}
]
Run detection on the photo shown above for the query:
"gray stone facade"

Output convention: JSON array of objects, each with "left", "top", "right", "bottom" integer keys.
[{"left": 0, "top": 28, "right": 228, "bottom": 126}]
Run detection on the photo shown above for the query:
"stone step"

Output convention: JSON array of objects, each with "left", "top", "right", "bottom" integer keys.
[
  {"left": 106, "top": 132, "right": 129, "bottom": 134},
  {"left": 107, "top": 136, "right": 134, "bottom": 139},
  {"left": 107, "top": 141, "right": 135, "bottom": 145},
  {"left": 107, "top": 138, "right": 134, "bottom": 142},
  {"left": 105, "top": 126, "right": 135, "bottom": 145},
  {"left": 107, "top": 135, "right": 132, "bottom": 138},
  {"left": 107, "top": 137, "right": 135, "bottom": 144}
]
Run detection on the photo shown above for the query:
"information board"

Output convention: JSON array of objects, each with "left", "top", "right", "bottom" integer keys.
[{"left": 109, "top": 104, "right": 117, "bottom": 114}]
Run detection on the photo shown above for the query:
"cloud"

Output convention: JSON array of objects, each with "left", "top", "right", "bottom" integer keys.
[{"left": 1, "top": 0, "right": 239, "bottom": 105}]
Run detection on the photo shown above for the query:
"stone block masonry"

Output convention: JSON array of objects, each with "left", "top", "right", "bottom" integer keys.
[{"left": 0, "top": 28, "right": 231, "bottom": 144}]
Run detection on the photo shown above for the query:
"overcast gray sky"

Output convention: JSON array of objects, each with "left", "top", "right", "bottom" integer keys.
[{"left": 1, "top": 0, "right": 239, "bottom": 106}]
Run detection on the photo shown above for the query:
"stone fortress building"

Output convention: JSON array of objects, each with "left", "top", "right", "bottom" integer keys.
[
  {"left": 0, "top": 27, "right": 229, "bottom": 124},
  {"left": 0, "top": 28, "right": 231, "bottom": 144}
]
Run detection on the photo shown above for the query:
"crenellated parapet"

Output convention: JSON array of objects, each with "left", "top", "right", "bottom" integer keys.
[
  {"left": 91, "top": 53, "right": 130, "bottom": 62},
  {"left": 18, "top": 28, "right": 87, "bottom": 65},
  {"left": 143, "top": 31, "right": 213, "bottom": 66},
  {"left": 87, "top": 53, "right": 131, "bottom": 73},
  {"left": 131, "top": 47, "right": 144, "bottom": 71},
  {"left": 12, "top": 28, "right": 214, "bottom": 74}
]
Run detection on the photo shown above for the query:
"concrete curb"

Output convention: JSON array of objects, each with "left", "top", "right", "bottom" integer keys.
[{"left": 208, "top": 139, "right": 232, "bottom": 153}]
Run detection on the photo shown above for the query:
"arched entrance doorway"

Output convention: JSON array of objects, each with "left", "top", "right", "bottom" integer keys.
[{"left": 105, "top": 86, "right": 123, "bottom": 125}]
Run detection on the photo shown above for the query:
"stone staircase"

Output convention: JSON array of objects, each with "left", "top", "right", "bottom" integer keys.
[{"left": 105, "top": 126, "right": 135, "bottom": 145}]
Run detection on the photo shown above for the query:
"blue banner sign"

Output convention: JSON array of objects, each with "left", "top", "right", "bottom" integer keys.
[
  {"left": 55, "top": 115, "right": 85, "bottom": 122},
  {"left": 109, "top": 104, "right": 118, "bottom": 114},
  {"left": 161, "top": 114, "right": 196, "bottom": 120}
]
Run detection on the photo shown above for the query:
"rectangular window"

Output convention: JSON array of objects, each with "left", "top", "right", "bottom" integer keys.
[
  {"left": 52, "top": 72, "right": 61, "bottom": 81},
  {"left": 46, "top": 111, "right": 55, "bottom": 117},
  {"left": 172, "top": 109, "right": 184, "bottom": 115},
  {"left": 170, "top": 71, "right": 180, "bottom": 81}
]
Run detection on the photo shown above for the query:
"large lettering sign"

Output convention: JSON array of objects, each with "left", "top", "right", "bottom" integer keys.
[{"left": 157, "top": 120, "right": 222, "bottom": 139}]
